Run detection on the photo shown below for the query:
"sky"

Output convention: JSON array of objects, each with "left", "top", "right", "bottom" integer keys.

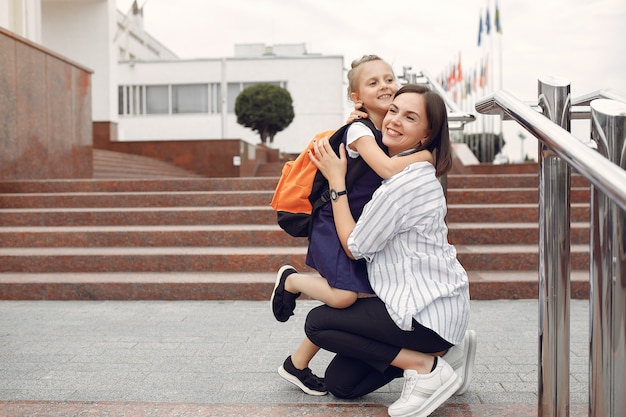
[{"left": 116, "top": 0, "right": 626, "bottom": 162}]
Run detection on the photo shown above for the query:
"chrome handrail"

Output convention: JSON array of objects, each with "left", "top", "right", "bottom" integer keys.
[
  {"left": 476, "top": 89, "right": 626, "bottom": 211},
  {"left": 477, "top": 85, "right": 626, "bottom": 417},
  {"left": 572, "top": 88, "right": 626, "bottom": 106}
]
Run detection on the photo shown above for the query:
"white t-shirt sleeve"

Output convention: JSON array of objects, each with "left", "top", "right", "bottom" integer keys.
[{"left": 345, "top": 122, "right": 374, "bottom": 159}]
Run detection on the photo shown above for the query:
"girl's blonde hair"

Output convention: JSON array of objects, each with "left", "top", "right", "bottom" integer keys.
[{"left": 346, "top": 55, "right": 393, "bottom": 100}]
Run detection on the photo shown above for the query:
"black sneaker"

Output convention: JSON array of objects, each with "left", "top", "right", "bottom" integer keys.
[
  {"left": 270, "top": 265, "right": 300, "bottom": 322},
  {"left": 278, "top": 356, "right": 327, "bottom": 396}
]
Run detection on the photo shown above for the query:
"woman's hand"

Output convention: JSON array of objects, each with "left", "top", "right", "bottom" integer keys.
[
  {"left": 308, "top": 139, "right": 347, "bottom": 189},
  {"left": 345, "top": 102, "right": 369, "bottom": 124}
]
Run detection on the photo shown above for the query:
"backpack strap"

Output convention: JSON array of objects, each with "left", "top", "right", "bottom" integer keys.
[{"left": 310, "top": 117, "right": 380, "bottom": 211}]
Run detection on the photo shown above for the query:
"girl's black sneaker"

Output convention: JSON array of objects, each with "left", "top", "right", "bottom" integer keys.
[{"left": 277, "top": 356, "right": 327, "bottom": 396}]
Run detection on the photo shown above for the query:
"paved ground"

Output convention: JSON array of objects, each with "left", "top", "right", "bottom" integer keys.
[{"left": 0, "top": 299, "right": 590, "bottom": 416}]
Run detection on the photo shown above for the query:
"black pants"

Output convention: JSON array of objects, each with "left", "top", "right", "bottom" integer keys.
[{"left": 305, "top": 297, "right": 452, "bottom": 399}]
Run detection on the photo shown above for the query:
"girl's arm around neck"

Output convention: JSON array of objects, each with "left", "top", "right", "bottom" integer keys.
[{"left": 352, "top": 135, "right": 434, "bottom": 179}]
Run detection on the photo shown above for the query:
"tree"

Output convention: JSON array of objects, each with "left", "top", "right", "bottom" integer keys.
[{"left": 235, "top": 83, "right": 294, "bottom": 144}]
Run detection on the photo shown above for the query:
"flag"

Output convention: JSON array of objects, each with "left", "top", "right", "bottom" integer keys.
[
  {"left": 477, "top": 12, "right": 483, "bottom": 46},
  {"left": 495, "top": 2, "right": 502, "bottom": 33},
  {"left": 485, "top": 7, "right": 491, "bottom": 35},
  {"left": 479, "top": 60, "right": 485, "bottom": 88},
  {"left": 448, "top": 62, "right": 456, "bottom": 89},
  {"left": 456, "top": 53, "right": 463, "bottom": 83},
  {"left": 483, "top": 56, "right": 489, "bottom": 87}
]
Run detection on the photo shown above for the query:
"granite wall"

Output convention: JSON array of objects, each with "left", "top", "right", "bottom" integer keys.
[{"left": 0, "top": 27, "right": 93, "bottom": 180}]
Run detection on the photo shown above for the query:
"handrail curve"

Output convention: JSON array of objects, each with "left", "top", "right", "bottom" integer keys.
[{"left": 476, "top": 89, "right": 626, "bottom": 211}]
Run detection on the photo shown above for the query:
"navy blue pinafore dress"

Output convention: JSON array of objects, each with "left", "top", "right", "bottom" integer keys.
[{"left": 305, "top": 124, "right": 386, "bottom": 294}]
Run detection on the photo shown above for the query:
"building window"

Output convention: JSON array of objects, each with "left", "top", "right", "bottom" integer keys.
[
  {"left": 118, "top": 82, "right": 284, "bottom": 116},
  {"left": 146, "top": 85, "right": 169, "bottom": 114},
  {"left": 172, "top": 84, "right": 208, "bottom": 114},
  {"left": 118, "top": 85, "right": 144, "bottom": 115}
]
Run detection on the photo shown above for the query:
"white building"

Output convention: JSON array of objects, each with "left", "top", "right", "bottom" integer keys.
[
  {"left": 117, "top": 42, "right": 345, "bottom": 154},
  {"left": 0, "top": 0, "right": 345, "bottom": 155}
]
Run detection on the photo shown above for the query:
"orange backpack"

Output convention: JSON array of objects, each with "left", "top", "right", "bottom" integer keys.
[{"left": 270, "top": 118, "right": 377, "bottom": 237}]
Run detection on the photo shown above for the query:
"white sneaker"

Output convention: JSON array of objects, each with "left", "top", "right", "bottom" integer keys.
[
  {"left": 442, "top": 330, "right": 477, "bottom": 395},
  {"left": 388, "top": 358, "right": 461, "bottom": 417}
]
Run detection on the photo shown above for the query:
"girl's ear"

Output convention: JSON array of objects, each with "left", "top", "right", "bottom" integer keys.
[{"left": 350, "top": 92, "right": 361, "bottom": 104}]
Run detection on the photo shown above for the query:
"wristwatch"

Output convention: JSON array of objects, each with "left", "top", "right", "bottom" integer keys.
[{"left": 330, "top": 189, "right": 347, "bottom": 202}]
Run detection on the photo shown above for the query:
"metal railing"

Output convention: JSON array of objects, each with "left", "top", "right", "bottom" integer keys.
[{"left": 475, "top": 77, "right": 626, "bottom": 417}]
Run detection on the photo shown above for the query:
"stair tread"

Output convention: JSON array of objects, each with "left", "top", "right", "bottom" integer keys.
[
  {"left": 0, "top": 244, "right": 589, "bottom": 255},
  {"left": 0, "top": 222, "right": 591, "bottom": 231},
  {"left": 0, "top": 206, "right": 272, "bottom": 213},
  {"left": 0, "top": 270, "right": 590, "bottom": 283}
]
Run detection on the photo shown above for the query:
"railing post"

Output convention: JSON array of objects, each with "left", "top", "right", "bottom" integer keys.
[
  {"left": 537, "top": 76, "right": 571, "bottom": 417},
  {"left": 589, "top": 99, "right": 626, "bottom": 417}
]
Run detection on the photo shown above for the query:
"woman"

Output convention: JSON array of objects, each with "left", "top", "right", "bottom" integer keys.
[{"left": 306, "top": 84, "right": 471, "bottom": 417}]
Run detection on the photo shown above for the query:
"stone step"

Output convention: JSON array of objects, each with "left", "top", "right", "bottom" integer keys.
[
  {"left": 93, "top": 149, "right": 204, "bottom": 179},
  {"left": 0, "top": 191, "right": 276, "bottom": 208},
  {"left": 0, "top": 206, "right": 276, "bottom": 226},
  {"left": 446, "top": 173, "right": 589, "bottom": 189},
  {"left": 0, "top": 223, "right": 589, "bottom": 247},
  {"left": 0, "top": 178, "right": 280, "bottom": 193},
  {"left": 0, "top": 270, "right": 590, "bottom": 301},
  {"left": 446, "top": 187, "right": 589, "bottom": 204},
  {"left": 0, "top": 225, "right": 305, "bottom": 247},
  {"left": 0, "top": 245, "right": 590, "bottom": 273},
  {"left": 0, "top": 186, "right": 591, "bottom": 209},
  {"left": 445, "top": 203, "right": 589, "bottom": 223},
  {"left": 0, "top": 174, "right": 589, "bottom": 193},
  {"left": 0, "top": 204, "right": 590, "bottom": 226}
]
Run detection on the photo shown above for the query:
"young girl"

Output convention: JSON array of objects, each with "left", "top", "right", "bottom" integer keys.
[{"left": 270, "top": 56, "right": 437, "bottom": 396}]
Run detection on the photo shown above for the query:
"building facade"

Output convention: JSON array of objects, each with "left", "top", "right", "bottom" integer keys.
[{"left": 1, "top": 0, "right": 346, "bottom": 157}]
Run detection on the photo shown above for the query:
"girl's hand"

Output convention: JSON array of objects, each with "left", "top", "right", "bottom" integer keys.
[
  {"left": 346, "top": 102, "right": 369, "bottom": 124},
  {"left": 308, "top": 139, "right": 348, "bottom": 187}
]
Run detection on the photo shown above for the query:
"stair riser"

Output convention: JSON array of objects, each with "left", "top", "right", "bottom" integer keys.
[
  {"left": 0, "top": 204, "right": 590, "bottom": 227},
  {"left": 0, "top": 210, "right": 277, "bottom": 227},
  {"left": 0, "top": 179, "right": 280, "bottom": 193},
  {"left": 0, "top": 188, "right": 591, "bottom": 209},
  {"left": 0, "top": 231, "right": 306, "bottom": 247},
  {"left": 446, "top": 188, "right": 589, "bottom": 205},
  {"left": 0, "top": 280, "right": 590, "bottom": 301},
  {"left": 448, "top": 227, "right": 589, "bottom": 245},
  {"left": 0, "top": 253, "right": 589, "bottom": 273},
  {"left": 447, "top": 174, "right": 589, "bottom": 189},
  {"left": 0, "top": 193, "right": 276, "bottom": 209},
  {"left": 446, "top": 205, "right": 589, "bottom": 223},
  {"left": 0, "top": 176, "right": 589, "bottom": 193},
  {"left": 0, "top": 227, "right": 589, "bottom": 247}
]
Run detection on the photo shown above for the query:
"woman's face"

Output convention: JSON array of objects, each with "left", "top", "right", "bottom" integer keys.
[{"left": 382, "top": 92, "right": 431, "bottom": 156}]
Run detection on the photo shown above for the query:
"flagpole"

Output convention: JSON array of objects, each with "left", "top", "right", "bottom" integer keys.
[
  {"left": 488, "top": 0, "right": 495, "bottom": 162},
  {"left": 497, "top": 1, "right": 504, "bottom": 156}
]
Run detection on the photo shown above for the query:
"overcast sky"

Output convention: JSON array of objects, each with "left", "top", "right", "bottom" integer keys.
[{"left": 116, "top": 0, "right": 626, "bottom": 161}]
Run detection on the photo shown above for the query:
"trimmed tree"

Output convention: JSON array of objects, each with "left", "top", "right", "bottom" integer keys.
[{"left": 235, "top": 83, "right": 294, "bottom": 144}]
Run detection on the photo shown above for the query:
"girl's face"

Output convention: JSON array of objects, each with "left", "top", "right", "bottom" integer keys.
[
  {"left": 350, "top": 61, "right": 398, "bottom": 117},
  {"left": 382, "top": 92, "right": 431, "bottom": 156}
]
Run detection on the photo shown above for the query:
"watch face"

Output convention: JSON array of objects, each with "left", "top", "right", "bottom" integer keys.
[{"left": 330, "top": 189, "right": 337, "bottom": 200}]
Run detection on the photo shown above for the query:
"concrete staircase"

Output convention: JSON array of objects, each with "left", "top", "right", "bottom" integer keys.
[
  {"left": 0, "top": 173, "right": 590, "bottom": 300},
  {"left": 93, "top": 149, "right": 204, "bottom": 179}
]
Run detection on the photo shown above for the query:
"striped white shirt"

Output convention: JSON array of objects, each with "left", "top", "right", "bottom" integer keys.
[{"left": 347, "top": 162, "right": 470, "bottom": 344}]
